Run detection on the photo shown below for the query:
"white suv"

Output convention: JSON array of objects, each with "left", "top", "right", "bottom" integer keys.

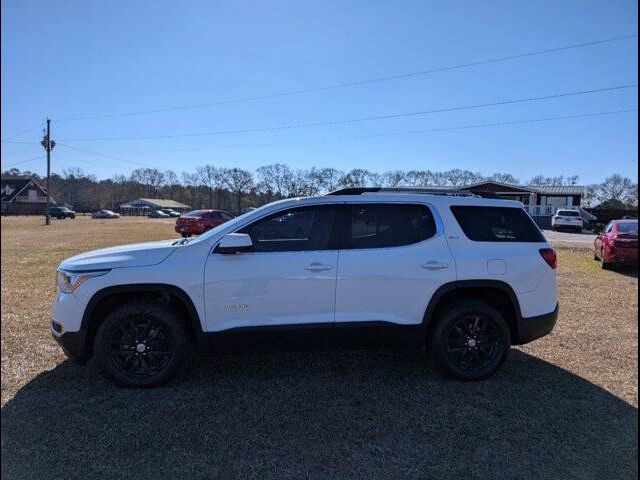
[
  {"left": 552, "top": 209, "right": 584, "bottom": 233},
  {"left": 51, "top": 188, "right": 558, "bottom": 387}
]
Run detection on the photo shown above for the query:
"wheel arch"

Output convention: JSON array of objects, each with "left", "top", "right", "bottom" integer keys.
[
  {"left": 81, "top": 283, "right": 206, "bottom": 359},
  {"left": 422, "top": 280, "right": 523, "bottom": 344}
]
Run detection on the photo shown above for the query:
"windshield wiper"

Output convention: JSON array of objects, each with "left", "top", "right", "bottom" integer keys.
[{"left": 172, "top": 238, "right": 192, "bottom": 246}]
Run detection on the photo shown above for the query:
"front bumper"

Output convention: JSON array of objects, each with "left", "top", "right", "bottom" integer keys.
[
  {"left": 515, "top": 303, "right": 559, "bottom": 345},
  {"left": 53, "top": 329, "right": 90, "bottom": 364},
  {"left": 175, "top": 225, "right": 204, "bottom": 234}
]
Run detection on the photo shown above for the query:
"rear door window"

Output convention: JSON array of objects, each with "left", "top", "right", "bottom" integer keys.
[
  {"left": 346, "top": 204, "right": 436, "bottom": 249},
  {"left": 451, "top": 206, "right": 545, "bottom": 242}
]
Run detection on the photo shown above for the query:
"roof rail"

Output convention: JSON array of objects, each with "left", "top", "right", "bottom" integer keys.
[{"left": 326, "top": 187, "right": 479, "bottom": 197}]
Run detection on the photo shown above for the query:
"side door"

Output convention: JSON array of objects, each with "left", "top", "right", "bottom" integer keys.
[
  {"left": 203, "top": 204, "right": 340, "bottom": 332},
  {"left": 334, "top": 202, "right": 455, "bottom": 326}
]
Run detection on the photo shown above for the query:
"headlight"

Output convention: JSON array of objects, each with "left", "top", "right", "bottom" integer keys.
[{"left": 56, "top": 269, "right": 109, "bottom": 294}]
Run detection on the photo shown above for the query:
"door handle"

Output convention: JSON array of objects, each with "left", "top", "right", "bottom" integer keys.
[
  {"left": 304, "top": 263, "right": 333, "bottom": 271},
  {"left": 421, "top": 261, "right": 449, "bottom": 270}
]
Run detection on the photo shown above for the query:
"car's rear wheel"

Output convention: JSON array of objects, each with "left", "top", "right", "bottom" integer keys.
[
  {"left": 94, "top": 302, "right": 190, "bottom": 388},
  {"left": 430, "top": 300, "right": 510, "bottom": 381}
]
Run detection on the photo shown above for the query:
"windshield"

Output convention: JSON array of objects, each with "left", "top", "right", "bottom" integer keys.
[
  {"left": 557, "top": 210, "right": 580, "bottom": 216},
  {"left": 617, "top": 221, "right": 638, "bottom": 234},
  {"left": 183, "top": 210, "right": 209, "bottom": 217}
]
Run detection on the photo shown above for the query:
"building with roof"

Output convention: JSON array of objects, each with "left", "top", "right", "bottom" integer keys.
[
  {"left": 431, "top": 180, "right": 587, "bottom": 228},
  {"left": 1, "top": 177, "right": 56, "bottom": 215},
  {"left": 120, "top": 198, "right": 191, "bottom": 215}
]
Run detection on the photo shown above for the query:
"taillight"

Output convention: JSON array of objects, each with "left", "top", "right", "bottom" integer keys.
[{"left": 539, "top": 248, "right": 557, "bottom": 269}]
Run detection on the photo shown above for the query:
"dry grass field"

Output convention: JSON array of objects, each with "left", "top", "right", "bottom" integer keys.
[{"left": 1, "top": 215, "right": 638, "bottom": 479}]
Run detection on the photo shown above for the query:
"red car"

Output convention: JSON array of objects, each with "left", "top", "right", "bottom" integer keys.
[
  {"left": 594, "top": 219, "right": 638, "bottom": 269},
  {"left": 175, "top": 209, "right": 234, "bottom": 237}
]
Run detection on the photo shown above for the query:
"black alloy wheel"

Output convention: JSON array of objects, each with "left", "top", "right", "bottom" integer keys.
[
  {"left": 109, "top": 314, "right": 174, "bottom": 379},
  {"left": 95, "top": 302, "right": 189, "bottom": 387},
  {"left": 445, "top": 314, "right": 502, "bottom": 372},
  {"left": 431, "top": 300, "right": 510, "bottom": 381}
]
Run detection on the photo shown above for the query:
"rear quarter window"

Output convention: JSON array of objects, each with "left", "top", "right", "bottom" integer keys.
[{"left": 451, "top": 206, "right": 545, "bottom": 242}]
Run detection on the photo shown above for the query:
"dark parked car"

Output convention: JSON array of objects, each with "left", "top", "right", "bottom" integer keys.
[
  {"left": 49, "top": 206, "right": 76, "bottom": 219},
  {"left": 594, "top": 219, "right": 638, "bottom": 269},
  {"left": 148, "top": 210, "right": 171, "bottom": 218},
  {"left": 175, "top": 209, "right": 234, "bottom": 237},
  {"left": 92, "top": 209, "right": 120, "bottom": 219}
]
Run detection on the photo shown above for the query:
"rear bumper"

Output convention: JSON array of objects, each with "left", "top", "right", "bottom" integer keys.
[
  {"left": 552, "top": 223, "right": 582, "bottom": 230},
  {"left": 53, "top": 329, "right": 90, "bottom": 364},
  {"left": 515, "top": 303, "right": 558, "bottom": 345},
  {"left": 608, "top": 250, "right": 638, "bottom": 265}
]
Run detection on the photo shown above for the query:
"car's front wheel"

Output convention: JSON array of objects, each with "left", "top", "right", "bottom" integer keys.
[
  {"left": 94, "top": 302, "right": 190, "bottom": 387},
  {"left": 430, "top": 300, "right": 510, "bottom": 381}
]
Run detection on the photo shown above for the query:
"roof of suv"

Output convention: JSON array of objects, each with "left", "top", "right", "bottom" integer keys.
[{"left": 312, "top": 187, "right": 525, "bottom": 209}]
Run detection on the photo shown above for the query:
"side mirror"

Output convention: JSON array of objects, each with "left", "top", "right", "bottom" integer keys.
[{"left": 215, "top": 233, "right": 253, "bottom": 254}]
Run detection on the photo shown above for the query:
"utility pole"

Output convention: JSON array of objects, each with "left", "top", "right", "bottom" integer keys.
[{"left": 41, "top": 118, "right": 55, "bottom": 225}]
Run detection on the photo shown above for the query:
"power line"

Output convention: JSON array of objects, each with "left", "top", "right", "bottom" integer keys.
[
  {"left": 0, "top": 124, "right": 42, "bottom": 143},
  {"left": 60, "top": 84, "right": 638, "bottom": 142},
  {"left": 55, "top": 142, "right": 158, "bottom": 168},
  {"left": 1, "top": 140, "right": 41, "bottom": 145},
  {"left": 0, "top": 144, "right": 39, "bottom": 158},
  {"left": 57, "top": 108, "right": 636, "bottom": 160},
  {"left": 53, "top": 33, "right": 638, "bottom": 121},
  {"left": 1, "top": 155, "right": 45, "bottom": 168},
  {"left": 158, "top": 108, "right": 640, "bottom": 150}
]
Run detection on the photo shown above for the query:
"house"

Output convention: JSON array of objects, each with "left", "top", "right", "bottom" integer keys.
[
  {"left": 429, "top": 181, "right": 587, "bottom": 228},
  {"left": 120, "top": 198, "right": 191, "bottom": 215},
  {"left": 1, "top": 177, "right": 55, "bottom": 215}
]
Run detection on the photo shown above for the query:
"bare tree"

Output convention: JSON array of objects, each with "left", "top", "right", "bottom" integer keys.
[
  {"left": 443, "top": 169, "right": 483, "bottom": 186},
  {"left": 312, "top": 168, "right": 344, "bottom": 193},
  {"left": 196, "top": 164, "right": 223, "bottom": 208},
  {"left": 583, "top": 184, "right": 600, "bottom": 207},
  {"left": 598, "top": 174, "right": 635, "bottom": 202},
  {"left": 404, "top": 170, "right": 433, "bottom": 186},
  {"left": 382, "top": 170, "right": 406, "bottom": 187},
  {"left": 221, "top": 168, "right": 254, "bottom": 214},
  {"left": 256, "top": 163, "right": 293, "bottom": 199},
  {"left": 528, "top": 174, "right": 580, "bottom": 186},
  {"left": 489, "top": 173, "right": 520, "bottom": 185},
  {"left": 340, "top": 169, "right": 377, "bottom": 187},
  {"left": 624, "top": 183, "right": 638, "bottom": 207},
  {"left": 130, "top": 168, "right": 165, "bottom": 197}
]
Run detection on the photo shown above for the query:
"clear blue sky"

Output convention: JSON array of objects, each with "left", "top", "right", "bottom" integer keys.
[{"left": 1, "top": 0, "right": 638, "bottom": 184}]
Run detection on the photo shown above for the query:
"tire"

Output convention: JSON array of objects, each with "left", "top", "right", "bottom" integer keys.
[
  {"left": 430, "top": 300, "right": 510, "bottom": 381},
  {"left": 94, "top": 302, "right": 190, "bottom": 388},
  {"left": 181, "top": 233, "right": 191, "bottom": 238}
]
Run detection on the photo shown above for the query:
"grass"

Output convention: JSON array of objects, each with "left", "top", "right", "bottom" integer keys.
[{"left": 1, "top": 215, "right": 638, "bottom": 479}]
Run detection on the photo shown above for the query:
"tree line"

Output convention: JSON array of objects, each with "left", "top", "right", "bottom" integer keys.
[{"left": 1, "top": 165, "right": 637, "bottom": 214}]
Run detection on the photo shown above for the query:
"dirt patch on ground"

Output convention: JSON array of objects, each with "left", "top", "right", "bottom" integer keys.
[{"left": 1, "top": 216, "right": 637, "bottom": 479}]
